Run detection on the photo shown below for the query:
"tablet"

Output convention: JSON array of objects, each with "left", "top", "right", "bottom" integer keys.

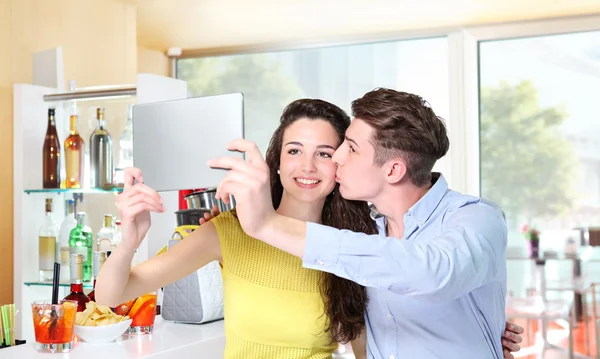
[{"left": 132, "top": 93, "right": 245, "bottom": 192}]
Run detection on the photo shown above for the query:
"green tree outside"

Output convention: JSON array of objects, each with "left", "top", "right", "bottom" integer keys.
[{"left": 480, "top": 80, "right": 579, "bottom": 224}]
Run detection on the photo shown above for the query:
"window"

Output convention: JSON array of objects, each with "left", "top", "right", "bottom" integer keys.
[
  {"left": 479, "top": 30, "right": 600, "bottom": 250},
  {"left": 177, "top": 37, "right": 449, "bottom": 172}
]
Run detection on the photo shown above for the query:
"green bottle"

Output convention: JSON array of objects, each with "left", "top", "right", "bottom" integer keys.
[{"left": 69, "top": 212, "right": 93, "bottom": 282}]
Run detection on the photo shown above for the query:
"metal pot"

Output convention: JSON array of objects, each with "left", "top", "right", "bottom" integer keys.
[
  {"left": 185, "top": 189, "right": 218, "bottom": 210},
  {"left": 185, "top": 189, "right": 236, "bottom": 212}
]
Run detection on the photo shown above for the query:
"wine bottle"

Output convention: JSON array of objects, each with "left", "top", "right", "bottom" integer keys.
[
  {"left": 39, "top": 198, "right": 58, "bottom": 281},
  {"left": 96, "top": 214, "right": 114, "bottom": 252},
  {"left": 58, "top": 199, "right": 77, "bottom": 282},
  {"left": 42, "top": 108, "right": 61, "bottom": 188},
  {"left": 88, "top": 251, "right": 106, "bottom": 302},
  {"left": 64, "top": 253, "right": 91, "bottom": 312},
  {"left": 90, "top": 108, "right": 113, "bottom": 188},
  {"left": 69, "top": 212, "right": 93, "bottom": 282},
  {"left": 64, "top": 115, "right": 85, "bottom": 188}
]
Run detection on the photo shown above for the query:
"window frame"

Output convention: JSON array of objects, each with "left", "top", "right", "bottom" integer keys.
[{"left": 174, "top": 14, "right": 600, "bottom": 196}]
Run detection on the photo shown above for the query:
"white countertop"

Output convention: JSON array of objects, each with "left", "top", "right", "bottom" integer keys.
[{"left": 0, "top": 317, "right": 226, "bottom": 358}]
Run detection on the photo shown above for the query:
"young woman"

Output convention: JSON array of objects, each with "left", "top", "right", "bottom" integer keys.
[{"left": 96, "top": 99, "right": 523, "bottom": 359}]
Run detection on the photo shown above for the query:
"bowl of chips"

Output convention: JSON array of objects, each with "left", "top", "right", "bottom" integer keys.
[{"left": 74, "top": 301, "right": 132, "bottom": 343}]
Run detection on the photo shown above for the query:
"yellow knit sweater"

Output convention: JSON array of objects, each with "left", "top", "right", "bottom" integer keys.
[{"left": 212, "top": 211, "right": 337, "bottom": 359}]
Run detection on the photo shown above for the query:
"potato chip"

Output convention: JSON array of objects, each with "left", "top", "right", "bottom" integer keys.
[{"left": 75, "top": 301, "right": 131, "bottom": 327}]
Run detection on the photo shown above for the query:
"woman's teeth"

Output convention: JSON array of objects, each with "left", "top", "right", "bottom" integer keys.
[{"left": 296, "top": 178, "right": 320, "bottom": 185}]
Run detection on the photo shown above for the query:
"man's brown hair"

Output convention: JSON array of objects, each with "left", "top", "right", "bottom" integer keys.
[{"left": 351, "top": 88, "right": 449, "bottom": 186}]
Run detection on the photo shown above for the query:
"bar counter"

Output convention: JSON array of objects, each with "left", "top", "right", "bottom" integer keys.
[{"left": 1, "top": 317, "right": 226, "bottom": 358}]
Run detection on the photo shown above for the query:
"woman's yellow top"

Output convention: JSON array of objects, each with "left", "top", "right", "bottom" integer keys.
[{"left": 212, "top": 211, "right": 337, "bottom": 359}]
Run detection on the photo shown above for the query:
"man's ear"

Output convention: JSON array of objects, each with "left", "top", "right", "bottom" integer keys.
[{"left": 384, "top": 158, "right": 408, "bottom": 184}]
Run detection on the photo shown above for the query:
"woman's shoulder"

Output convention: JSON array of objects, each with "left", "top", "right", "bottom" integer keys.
[{"left": 211, "top": 209, "right": 242, "bottom": 231}]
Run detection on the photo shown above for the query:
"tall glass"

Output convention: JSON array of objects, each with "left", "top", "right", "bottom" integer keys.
[
  {"left": 115, "top": 291, "right": 157, "bottom": 334},
  {"left": 31, "top": 300, "right": 77, "bottom": 353}
]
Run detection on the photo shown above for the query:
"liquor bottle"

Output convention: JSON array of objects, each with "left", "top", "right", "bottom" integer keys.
[
  {"left": 64, "top": 115, "right": 85, "bottom": 188},
  {"left": 58, "top": 199, "right": 77, "bottom": 282},
  {"left": 64, "top": 253, "right": 90, "bottom": 312},
  {"left": 69, "top": 212, "right": 94, "bottom": 282},
  {"left": 111, "top": 220, "right": 122, "bottom": 249},
  {"left": 88, "top": 251, "right": 106, "bottom": 302},
  {"left": 118, "top": 104, "right": 134, "bottom": 169},
  {"left": 42, "top": 108, "right": 61, "bottom": 188},
  {"left": 89, "top": 108, "right": 113, "bottom": 188},
  {"left": 96, "top": 214, "right": 114, "bottom": 252},
  {"left": 39, "top": 198, "right": 58, "bottom": 281}
]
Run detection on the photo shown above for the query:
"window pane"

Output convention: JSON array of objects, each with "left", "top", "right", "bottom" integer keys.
[
  {"left": 176, "top": 38, "right": 449, "bottom": 172},
  {"left": 479, "top": 30, "right": 600, "bottom": 251}
]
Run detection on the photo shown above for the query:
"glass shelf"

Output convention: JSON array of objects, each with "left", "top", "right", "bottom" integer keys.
[
  {"left": 24, "top": 281, "right": 94, "bottom": 289},
  {"left": 24, "top": 187, "right": 123, "bottom": 194}
]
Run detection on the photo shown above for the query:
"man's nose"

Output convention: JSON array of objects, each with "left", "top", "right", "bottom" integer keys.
[{"left": 332, "top": 147, "right": 344, "bottom": 166}]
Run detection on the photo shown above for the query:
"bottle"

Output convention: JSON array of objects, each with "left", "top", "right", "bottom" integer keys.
[
  {"left": 64, "top": 115, "right": 85, "bottom": 188},
  {"left": 42, "top": 108, "right": 61, "bottom": 188},
  {"left": 96, "top": 214, "right": 114, "bottom": 252},
  {"left": 69, "top": 212, "right": 94, "bottom": 282},
  {"left": 90, "top": 108, "right": 113, "bottom": 188},
  {"left": 111, "top": 220, "right": 122, "bottom": 249},
  {"left": 119, "top": 104, "right": 134, "bottom": 169},
  {"left": 64, "top": 253, "right": 91, "bottom": 312},
  {"left": 88, "top": 251, "right": 106, "bottom": 302},
  {"left": 58, "top": 199, "right": 77, "bottom": 282},
  {"left": 39, "top": 198, "right": 58, "bottom": 281}
]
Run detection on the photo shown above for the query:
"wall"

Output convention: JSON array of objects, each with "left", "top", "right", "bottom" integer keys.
[
  {"left": 138, "top": 47, "right": 170, "bottom": 77},
  {"left": 0, "top": 0, "right": 13, "bottom": 306},
  {"left": 0, "top": 0, "right": 137, "bottom": 306}
]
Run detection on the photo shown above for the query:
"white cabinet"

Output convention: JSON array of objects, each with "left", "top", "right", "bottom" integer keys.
[{"left": 13, "top": 49, "right": 187, "bottom": 340}]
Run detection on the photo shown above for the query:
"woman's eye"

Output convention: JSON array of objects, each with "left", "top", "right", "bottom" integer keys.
[
  {"left": 318, "top": 152, "right": 332, "bottom": 159},
  {"left": 288, "top": 149, "right": 300, "bottom": 155},
  {"left": 349, "top": 145, "right": 355, "bottom": 153}
]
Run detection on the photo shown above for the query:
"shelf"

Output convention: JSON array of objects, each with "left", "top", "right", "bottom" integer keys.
[
  {"left": 24, "top": 281, "right": 94, "bottom": 289},
  {"left": 43, "top": 85, "right": 136, "bottom": 102},
  {"left": 24, "top": 187, "right": 123, "bottom": 194}
]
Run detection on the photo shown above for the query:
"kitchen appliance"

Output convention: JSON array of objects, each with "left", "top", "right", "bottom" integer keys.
[
  {"left": 175, "top": 209, "right": 210, "bottom": 227},
  {"left": 184, "top": 189, "right": 236, "bottom": 212},
  {"left": 158, "top": 219, "right": 224, "bottom": 324},
  {"left": 132, "top": 93, "right": 245, "bottom": 192}
]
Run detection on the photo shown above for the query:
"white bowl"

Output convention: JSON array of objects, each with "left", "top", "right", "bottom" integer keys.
[{"left": 74, "top": 319, "right": 133, "bottom": 344}]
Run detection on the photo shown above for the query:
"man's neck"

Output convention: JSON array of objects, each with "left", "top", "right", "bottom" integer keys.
[
  {"left": 373, "top": 182, "right": 431, "bottom": 238},
  {"left": 276, "top": 191, "right": 325, "bottom": 224}
]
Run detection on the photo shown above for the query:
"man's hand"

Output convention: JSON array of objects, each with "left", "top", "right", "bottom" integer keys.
[
  {"left": 199, "top": 205, "right": 220, "bottom": 225},
  {"left": 207, "top": 139, "right": 277, "bottom": 238},
  {"left": 502, "top": 321, "right": 524, "bottom": 359}
]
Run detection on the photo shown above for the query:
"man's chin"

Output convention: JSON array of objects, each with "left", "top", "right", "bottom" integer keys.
[{"left": 338, "top": 185, "right": 360, "bottom": 201}]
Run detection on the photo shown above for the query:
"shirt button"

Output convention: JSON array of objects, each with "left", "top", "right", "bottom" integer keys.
[
  {"left": 418, "top": 221, "right": 423, "bottom": 225},
  {"left": 389, "top": 355, "right": 395, "bottom": 359},
  {"left": 317, "top": 260, "right": 324, "bottom": 266},
  {"left": 363, "top": 279, "right": 368, "bottom": 284},
  {"left": 386, "top": 313, "right": 393, "bottom": 319}
]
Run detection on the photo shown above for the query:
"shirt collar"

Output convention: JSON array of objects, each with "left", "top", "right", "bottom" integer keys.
[
  {"left": 407, "top": 172, "right": 448, "bottom": 226},
  {"left": 370, "top": 172, "right": 448, "bottom": 230}
]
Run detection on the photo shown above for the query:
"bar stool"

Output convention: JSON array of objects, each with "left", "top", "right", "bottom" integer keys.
[
  {"left": 545, "top": 275, "right": 594, "bottom": 355},
  {"left": 506, "top": 294, "right": 576, "bottom": 359}
]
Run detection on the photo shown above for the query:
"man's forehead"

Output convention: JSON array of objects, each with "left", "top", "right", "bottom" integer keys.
[{"left": 347, "top": 118, "right": 371, "bottom": 137}]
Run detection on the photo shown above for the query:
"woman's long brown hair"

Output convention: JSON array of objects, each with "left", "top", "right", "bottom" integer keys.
[{"left": 265, "top": 99, "right": 378, "bottom": 343}]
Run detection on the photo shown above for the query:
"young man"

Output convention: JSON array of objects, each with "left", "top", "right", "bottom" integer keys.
[{"left": 209, "top": 89, "right": 519, "bottom": 358}]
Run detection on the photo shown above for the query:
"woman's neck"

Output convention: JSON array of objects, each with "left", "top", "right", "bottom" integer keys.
[{"left": 276, "top": 191, "right": 325, "bottom": 224}]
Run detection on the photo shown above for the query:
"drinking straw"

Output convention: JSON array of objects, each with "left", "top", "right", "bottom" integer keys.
[
  {"left": 9, "top": 304, "right": 14, "bottom": 346},
  {"left": 1, "top": 306, "right": 8, "bottom": 346},
  {"left": 52, "top": 262, "right": 60, "bottom": 304},
  {"left": 49, "top": 262, "right": 61, "bottom": 340},
  {"left": 0, "top": 306, "right": 4, "bottom": 345}
]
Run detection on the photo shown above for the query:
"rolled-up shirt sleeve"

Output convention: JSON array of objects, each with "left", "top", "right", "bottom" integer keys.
[{"left": 302, "top": 203, "right": 507, "bottom": 301}]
